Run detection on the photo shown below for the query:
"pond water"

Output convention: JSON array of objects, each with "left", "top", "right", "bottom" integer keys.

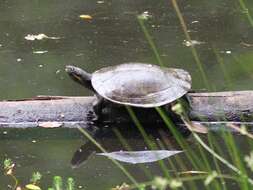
[{"left": 0, "top": 0, "right": 253, "bottom": 189}]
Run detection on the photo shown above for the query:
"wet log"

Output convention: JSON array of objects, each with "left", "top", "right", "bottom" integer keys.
[{"left": 0, "top": 91, "right": 252, "bottom": 128}]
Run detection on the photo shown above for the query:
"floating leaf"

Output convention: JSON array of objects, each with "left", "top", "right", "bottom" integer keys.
[
  {"left": 97, "top": 150, "right": 182, "bottom": 164},
  {"left": 191, "top": 20, "right": 199, "bottom": 24},
  {"left": 79, "top": 15, "right": 93, "bottom": 20},
  {"left": 25, "top": 184, "right": 41, "bottom": 190},
  {"left": 33, "top": 50, "right": 48, "bottom": 54},
  {"left": 183, "top": 40, "right": 205, "bottom": 47},
  {"left": 25, "top": 34, "right": 61, "bottom": 41},
  {"left": 38, "top": 122, "right": 62, "bottom": 128},
  {"left": 97, "top": 1, "right": 104, "bottom": 4}
]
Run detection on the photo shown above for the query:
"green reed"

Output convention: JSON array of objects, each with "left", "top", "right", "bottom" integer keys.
[
  {"left": 238, "top": 0, "right": 253, "bottom": 27},
  {"left": 69, "top": 1, "right": 253, "bottom": 189},
  {"left": 2, "top": 159, "right": 76, "bottom": 190},
  {"left": 170, "top": 0, "right": 210, "bottom": 90},
  {"left": 137, "top": 13, "right": 164, "bottom": 67},
  {"left": 130, "top": 1, "right": 253, "bottom": 189},
  {"left": 125, "top": 106, "right": 171, "bottom": 179},
  {"left": 77, "top": 127, "right": 142, "bottom": 189}
]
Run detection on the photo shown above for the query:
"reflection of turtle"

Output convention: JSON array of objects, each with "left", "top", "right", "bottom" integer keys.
[
  {"left": 71, "top": 123, "right": 191, "bottom": 168},
  {"left": 65, "top": 63, "right": 191, "bottom": 115}
]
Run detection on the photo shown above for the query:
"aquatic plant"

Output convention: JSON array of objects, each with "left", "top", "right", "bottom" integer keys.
[{"left": 2, "top": 158, "right": 75, "bottom": 190}]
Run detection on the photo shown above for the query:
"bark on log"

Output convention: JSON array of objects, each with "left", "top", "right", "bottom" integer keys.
[{"left": 0, "top": 91, "right": 252, "bottom": 128}]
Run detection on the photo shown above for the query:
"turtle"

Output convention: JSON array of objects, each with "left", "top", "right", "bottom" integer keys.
[{"left": 65, "top": 63, "right": 191, "bottom": 115}]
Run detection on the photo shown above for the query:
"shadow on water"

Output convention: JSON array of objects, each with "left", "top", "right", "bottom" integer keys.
[{"left": 71, "top": 122, "right": 191, "bottom": 168}]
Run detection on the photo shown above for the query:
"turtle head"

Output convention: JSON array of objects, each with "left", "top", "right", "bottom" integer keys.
[{"left": 65, "top": 65, "right": 94, "bottom": 92}]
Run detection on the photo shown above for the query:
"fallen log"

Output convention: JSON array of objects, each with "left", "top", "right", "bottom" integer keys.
[
  {"left": 0, "top": 91, "right": 252, "bottom": 128},
  {"left": 0, "top": 96, "right": 95, "bottom": 128},
  {"left": 188, "top": 91, "right": 253, "bottom": 121}
]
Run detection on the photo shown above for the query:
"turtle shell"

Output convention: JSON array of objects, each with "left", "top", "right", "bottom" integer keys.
[{"left": 91, "top": 63, "right": 191, "bottom": 108}]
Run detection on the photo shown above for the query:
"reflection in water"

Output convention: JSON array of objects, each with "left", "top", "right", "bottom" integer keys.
[
  {"left": 71, "top": 123, "right": 190, "bottom": 168},
  {"left": 97, "top": 150, "right": 183, "bottom": 164}
]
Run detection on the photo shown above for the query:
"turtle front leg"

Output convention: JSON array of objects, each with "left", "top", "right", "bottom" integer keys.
[{"left": 93, "top": 95, "right": 104, "bottom": 117}]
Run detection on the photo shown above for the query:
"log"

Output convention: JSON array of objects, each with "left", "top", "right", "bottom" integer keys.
[
  {"left": 0, "top": 96, "right": 96, "bottom": 128},
  {"left": 0, "top": 91, "right": 252, "bottom": 128},
  {"left": 188, "top": 91, "right": 253, "bottom": 121}
]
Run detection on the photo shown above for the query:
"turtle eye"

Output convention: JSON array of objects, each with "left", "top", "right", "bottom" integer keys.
[{"left": 65, "top": 65, "right": 74, "bottom": 72}]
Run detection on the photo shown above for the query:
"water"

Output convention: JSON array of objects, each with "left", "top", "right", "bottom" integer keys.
[{"left": 0, "top": 0, "right": 253, "bottom": 189}]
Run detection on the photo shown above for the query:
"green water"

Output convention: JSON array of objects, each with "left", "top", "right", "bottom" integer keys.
[{"left": 0, "top": 0, "right": 253, "bottom": 189}]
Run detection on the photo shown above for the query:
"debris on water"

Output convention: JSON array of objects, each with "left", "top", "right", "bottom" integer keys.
[
  {"left": 38, "top": 65, "right": 43, "bottom": 68},
  {"left": 191, "top": 20, "right": 199, "bottom": 24},
  {"left": 38, "top": 121, "right": 63, "bottom": 128},
  {"left": 97, "top": 0, "right": 104, "bottom": 4},
  {"left": 0, "top": 44, "right": 2, "bottom": 47},
  {"left": 33, "top": 50, "right": 48, "bottom": 54},
  {"left": 32, "top": 140, "right": 37, "bottom": 143},
  {"left": 183, "top": 40, "right": 205, "bottom": 47},
  {"left": 97, "top": 150, "right": 183, "bottom": 164},
  {"left": 187, "top": 30, "right": 196, "bottom": 33},
  {"left": 240, "top": 42, "right": 253, "bottom": 47},
  {"left": 76, "top": 53, "right": 84, "bottom": 56},
  {"left": 24, "top": 34, "right": 61, "bottom": 41},
  {"left": 220, "top": 50, "right": 232, "bottom": 54},
  {"left": 79, "top": 14, "right": 93, "bottom": 20},
  {"left": 138, "top": 11, "right": 152, "bottom": 20},
  {"left": 17, "top": 58, "right": 22, "bottom": 62},
  {"left": 3, "top": 131, "right": 7, "bottom": 135},
  {"left": 112, "top": 183, "right": 130, "bottom": 190}
]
